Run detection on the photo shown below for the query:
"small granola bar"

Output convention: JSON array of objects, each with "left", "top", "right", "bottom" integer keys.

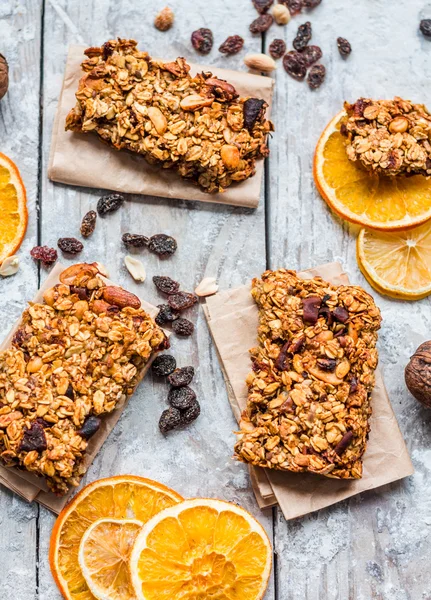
[
  {"left": 66, "top": 38, "right": 273, "bottom": 193},
  {"left": 342, "top": 97, "right": 431, "bottom": 177},
  {"left": 234, "top": 269, "right": 381, "bottom": 479},
  {"left": 0, "top": 263, "right": 167, "bottom": 494}
]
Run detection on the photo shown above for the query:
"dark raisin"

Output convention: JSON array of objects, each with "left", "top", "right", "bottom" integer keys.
[
  {"left": 153, "top": 275, "right": 180, "bottom": 295},
  {"left": 70, "top": 286, "right": 89, "bottom": 300},
  {"left": 269, "top": 39, "right": 286, "bottom": 59},
  {"left": 337, "top": 37, "right": 351, "bottom": 56},
  {"left": 219, "top": 35, "right": 245, "bottom": 55},
  {"left": 250, "top": 14, "right": 273, "bottom": 33},
  {"left": 148, "top": 234, "right": 177, "bottom": 257},
  {"left": 293, "top": 21, "right": 312, "bottom": 51},
  {"left": 77, "top": 416, "right": 101, "bottom": 440},
  {"left": 243, "top": 98, "right": 267, "bottom": 131},
  {"left": 169, "top": 386, "right": 197, "bottom": 410},
  {"left": 349, "top": 377, "right": 359, "bottom": 394},
  {"left": 252, "top": 0, "right": 273, "bottom": 13},
  {"left": 191, "top": 28, "right": 213, "bottom": 54},
  {"left": 285, "top": 0, "right": 303, "bottom": 15},
  {"left": 180, "top": 400, "right": 201, "bottom": 425},
  {"left": 168, "top": 366, "right": 195, "bottom": 387},
  {"left": 12, "top": 328, "right": 30, "bottom": 348},
  {"left": 57, "top": 237, "right": 84, "bottom": 254},
  {"left": 172, "top": 318, "right": 194, "bottom": 337},
  {"left": 167, "top": 292, "right": 198, "bottom": 311},
  {"left": 300, "top": 44, "right": 322, "bottom": 66},
  {"left": 317, "top": 358, "right": 336, "bottom": 371},
  {"left": 288, "top": 335, "right": 305, "bottom": 354},
  {"left": 155, "top": 304, "right": 179, "bottom": 326},
  {"left": 302, "top": 296, "right": 322, "bottom": 324},
  {"left": 102, "top": 40, "right": 115, "bottom": 60},
  {"left": 152, "top": 354, "right": 177, "bottom": 377},
  {"left": 307, "top": 64, "right": 326, "bottom": 89},
  {"left": 420, "top": 19, "right": 431, "bottom": 38},
  {"left": 80, "top": 210, "right": 97, "bottom": 237},
  {"left": 19, "top": 421, "right": 47, "bottom": 453},
  {"left": 274, "top": 342, "right": 291, "bottom": 371},
  {"left": 30, "top": 246, "right": 58, "bottom": 267},
  {"left": 332, "top": 306, "right": 349, "bottom": 323},
  {"left": 334, "top": 431, "right": 354, "bottom": 455},
  {"left": 283, "top": 51, "right": 307, "bottom": 80},
  {"left": 159, "top": 407, "right": 182, "bottom": 433},
  {"left": 97, "top": 193, "right": 125, "bottom": 216},
  {"left": 65, "top": 384, "right": 75, "bottom": 400},
  {"left": 318, "top": 305, "right": 333, "bottom": 325},
  {"left": 122, "top": 233, "right": 149, "bottom": 248},
  {"left": 303, "top": 0, "right": 321, "bottom": 6}
]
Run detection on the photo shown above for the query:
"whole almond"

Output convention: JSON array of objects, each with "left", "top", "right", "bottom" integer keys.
[
  {"left": 124, "top": 256, "right": 146, "bottom": 282},
  {"left": 92, "top": 299, "right": 113, "bottom": 315},
  {"left": 244, "top": 53, "right": 276, "bottom": 73},
  {"left": 102, "top": 286, "right": 141, "bottom": 309},
  {"left": 220, "top": 145, "right": 240, "bottom": 170},
  {"left": 195, "top": 276, "right": 218, "bottom": 297},
  {"left": 272, "top": 3, "right": 291, "bottom": 25},
  {"left": 180, "top": 95, "right": 214, "bottom": 111},
  {"left": 147, "top": 106, "right": 167, "bottom": 134}
]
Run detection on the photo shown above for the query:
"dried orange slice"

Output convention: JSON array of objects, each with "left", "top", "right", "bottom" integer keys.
[
  {"left": 314, "top": 111, "right": 431, "bottom": 230},
  {"left": 0, "top": 152, "right": 27, "bottom": 264},
  {"left": 129, "top": 498, "right": 272, "bottom": 600},
  {"left": 49, "top": 476, "right": 183, "bottom": 600},
  {"left": 79, "top": 518, "right": 142, "bottom": 600},
  {"left": 357, "top": 221, "right": 431, "bottom": 300}
]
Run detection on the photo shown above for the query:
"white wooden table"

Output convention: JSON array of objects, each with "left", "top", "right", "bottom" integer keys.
[{"left": 1, "top": 1, "right": 430, "bottom": 598}]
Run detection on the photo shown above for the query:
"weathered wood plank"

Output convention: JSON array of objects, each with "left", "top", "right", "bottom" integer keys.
[
  {"left": 267, "top": 1, "right": 431, "bottom": 599},
  {"left": 0, "top": 0, "right": 43, "bottom": 597}
]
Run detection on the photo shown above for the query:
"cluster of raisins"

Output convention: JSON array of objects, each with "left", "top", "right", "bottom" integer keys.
[
  {"left": 122, "top": 233, "right": 177, "bottom": 257},
  {"left": 281, "top": 22, "right": 326, "bottom": 89},
  {"left": 153, "top": 275, "right": 197, "bottom": 338}
]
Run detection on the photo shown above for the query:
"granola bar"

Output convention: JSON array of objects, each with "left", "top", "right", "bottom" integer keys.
[
  {"left": 0, "top": 263, "right": 168, "bottom": 494},
  {"left": 342, "top": 97, "right": 431, "bottom": 177},
  {"left": 234, "top": 269, "right": 381, "bottom": 479},
  {"left": 66, "top": 38, "right": 273, "bottom": 193}
]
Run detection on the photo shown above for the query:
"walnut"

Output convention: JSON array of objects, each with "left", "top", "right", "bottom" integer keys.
[
  {"left": 0, "top": 53, "right": 9, "bottom": 100},
  {"left": 405, "top": 341, "right": 431, "bottom": 408}
]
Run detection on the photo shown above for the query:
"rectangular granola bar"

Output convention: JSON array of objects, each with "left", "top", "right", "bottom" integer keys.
[
  {"left": 0, "top": 263, "right": 168, "bottom": 495},
  {"left": 234, "top": 269, "right": 381, "bottom": 479},
  {"left": 66, "top": 38, "right": 273, "bottom": 193}
]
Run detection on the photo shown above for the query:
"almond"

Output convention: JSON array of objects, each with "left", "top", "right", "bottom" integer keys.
[
  {"left": 244, "top": 53, "right": 276, "bottom": 73},
  {"left": 147, "top": 106, "right": 167, "bottom": 134},
  {"left": 272, "top": 3, "right": 291, "bottom": 24},
  {"left": 195, "top": 276, "right": 219, "bottom": 297},
  {"left": 102, "top": 286, "right": 141, "bottom": 309},
  {"left": 92, "top": 299, "right": 113, "bottom": 315},
  {"left": 180, "top": 94, "right": 214, "bottom": 111},
  {"left": 220, "top": 145, "right": 240, "bottom": 170}
]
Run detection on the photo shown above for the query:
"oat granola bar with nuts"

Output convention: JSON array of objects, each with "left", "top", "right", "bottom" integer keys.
[
  {"left": 234, "top": 269, "right": 381, "bottom": 479},
  {"left": 0, "top": 263, "right": 168, "bottom": 495},
  {"left": 65, "top": 38, "right": 273, "bottom": 193},
  {"left": 342, "top": 97, "right": 431, "bottom": 177}
]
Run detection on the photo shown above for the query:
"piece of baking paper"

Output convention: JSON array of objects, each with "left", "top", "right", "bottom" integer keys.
[
  {"left": 48, "top": 46, "right": 274, "bottom": 209},
  {"left": 0, "top": 263, "right": 163, "bottom": 514},
  {"left": 203, "top": 262, "right": 414, "bottom": 520}
]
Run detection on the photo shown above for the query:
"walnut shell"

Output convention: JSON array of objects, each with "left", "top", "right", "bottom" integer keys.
[
  {"left": 0, "top": 53, "right": 8, "bottom": 100},
  {"left": 405, "top": 341, "right": 431, "bottom": 408}
]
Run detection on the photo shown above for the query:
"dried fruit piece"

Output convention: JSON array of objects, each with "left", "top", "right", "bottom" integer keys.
[
  {"left": 153, "top": 275, "right": 180, "bottom": 295},
  {"left": 293, "top": 21, "right": 312, "bottom": 51},
  {"left": 250, "top": 14, "right": 274, "bottom": 34},
  {"left": 167, "top": 291, "right": 198, "bottom": 311},
  {"left": 0, "top": 53, "right": 9, "bottom": 100},
  {"left": 300, "top": 44, "right": 322, "bottom": 66},
  {"left": 97, "top": 193, "right": 125, "bottom": 216},
  {"left": 168, "top": 366, "right": 195, "bottom": 387},
  {"left": 243, "top": 98, "right": 267, "bottom": 131},
  {"left": 332, "top": 306, "right": 349, "bottom": 323},
  {"left": 195, "top": 276, "right": 218, "bottom": 297},
  {"left": 283, "top": 51, "right": 307, "bottom": 80},
  {"left": 0, "top": 255, "right": 19, "bottom": 277},
  {"left": 80, "top": 210, "right": 97, "bottom": 237},
  {"left": 219, "top": 35, "right": 244, "bottom": 55},
  {"left": 302, "top": 296, "right": 321, "bottom": 324},
  {"left": 122, "top": 233, "right": 149, "bottom": 248},
  {"left": 77, "top": 416, "right": 101, "bottom": 440},
  {"left": 285, "top": 0, "right": 303, "bottom": 15},
  {"left": 154, "top": 6, "right": 174, "bottom": 31},
  {"left": 152, "top": 354, "right": 177, "bottom": 377},
  {"left": 172, "top": 318, "right": 194, "bottom": 336},
  {"left": 244, "top": 53, "right": 276, "bottom": 72},
  {"left": 307, "top": 64, "right": 326, "bottom": 89},
  {"left": 253, "top": 0, "right": 273, "bottom": 13},
  {"left": 168, "top": 386, "right": 197, "bottom": 410},
  {"left": 420, "top": 19, "right": 431, "bottom": 38},
  {"left": 124, "top": 256, "right": 146, "bottom": 282},
  {"left": 274, "top": 342, "right": 291, "bottom": 371},
  {"left": 156, "top": 304, "right": 179, "bottom": 326},
  {"left": 303, "top": 0, "right": 321, "bottom": 6},
  {"left": 19, "top": 421, "right": 47, "bottom": 453},
  {"left": 148, "top": 234, "right": 177, "bottom": 257},
  {"left": 337, "top": 37, "right": 351, "bottom": 56},
  {"left": 180, "top": 400, "right": 201, "bottom": 424},
  {"left": 159, "top": 407, "right": 181, "bottom": 433},
  {"left": 191, "top": 28, "right": 213, "bottom": 54},
  {"left": 30, "top": 246, "right": 58, "bottom": 267},
  {"left": 272, "top": 4, "right": 291, "bottom": 24},
  {"left": 269, "top": 39, "right": 286, "bottom": 59},
  {"left": 58, "top": 238, "right": 84, "bottom": 254}
]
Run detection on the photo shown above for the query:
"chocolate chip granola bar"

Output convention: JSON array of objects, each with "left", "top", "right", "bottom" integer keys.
[
  {"left": 66, "top": 38, "right": 273, "bottom": 193},
  {"left": 234, "top": 269, "right": 381, "bottom": 479},
  {"left": 342, "top": 97, "right": 431, "bottom": 177},
  {"left": 0, "top": 263, "right": 167, "bottom": 494}
]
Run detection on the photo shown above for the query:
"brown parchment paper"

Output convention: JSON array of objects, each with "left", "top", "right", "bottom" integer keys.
[
  {"left": 204, "top": 262, "right": 414, "bottom": 520},
  {"left": 48, "top": 46, "right": 274, "bottom": 209},
  {"left": 0, "top": 263, "right": 162, "bottom": 514}
]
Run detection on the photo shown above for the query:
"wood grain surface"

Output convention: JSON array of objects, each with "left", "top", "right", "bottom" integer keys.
[{"left": 1, "top": 1, "right": 431, "bottom": 599}]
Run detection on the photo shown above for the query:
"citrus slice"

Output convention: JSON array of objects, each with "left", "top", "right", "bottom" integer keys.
[
  {"left": 50, "top": 476, "right": 183, "bottom": 600},
  {"left": 79, "top": 518, "right": 142, "bottom": 600},
  {"left": 357, "top": 221, "right": 431, "bottom": 300},
  {"left": 0, "top": 152, "right": 27, "bottom": 264},
  {"left": 314, "top": 111, "right": 431, "bottom": 230},
  {"left": 129, "top": 498, "right": 272, "bottom": 600}
]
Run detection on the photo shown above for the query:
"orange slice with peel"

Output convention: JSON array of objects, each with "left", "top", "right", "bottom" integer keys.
[
  {"left": 129, "top": 498, "right": 272, "bottom": 600},
  {"left": 0, "top": 152, "right": 27, "bottom": 264},
  {"left": 357, "top": 221, "right": 431, "bottom": 300},
  {"left": 314, "top": 111, "right": 431, "bottom": 230},
  {"left": 49, "top": 475, "right": 183, "bottom": 600}
]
